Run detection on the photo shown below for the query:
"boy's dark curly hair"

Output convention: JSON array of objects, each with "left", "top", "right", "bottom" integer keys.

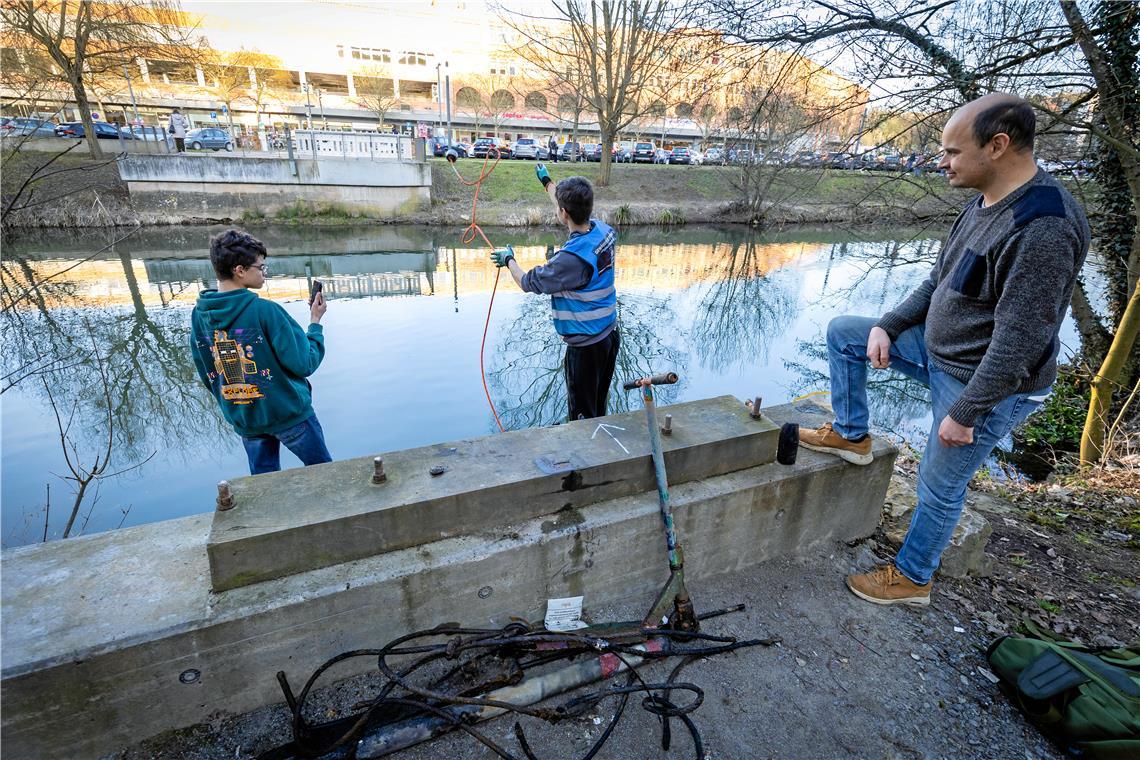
[{"left": 210, "top": 229, "right": 267, "bottom": 280}]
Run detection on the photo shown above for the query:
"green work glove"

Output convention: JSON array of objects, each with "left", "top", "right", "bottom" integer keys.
[
  {"left": 490, "top": 245, "right": 515, "bottom": 268},
  {"left": 535, "top": 162, "right": 551, "bottom": 187}
]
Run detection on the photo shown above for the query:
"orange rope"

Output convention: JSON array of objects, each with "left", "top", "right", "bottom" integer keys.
[{"left": 450, "top": 149, "right": 506, "bottom": 432}]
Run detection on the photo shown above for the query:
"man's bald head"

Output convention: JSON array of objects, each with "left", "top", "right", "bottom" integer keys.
[
  {"left": 949, "top": 93, "right": 1036, "bottom": 153},
  {"left": 938, "top": 93, "right": 1040, "bottom": 195}
]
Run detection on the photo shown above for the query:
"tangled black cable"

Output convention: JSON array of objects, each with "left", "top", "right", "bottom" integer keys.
[{"left": 259, "top": 615, "right": 779, "bottom": 760}]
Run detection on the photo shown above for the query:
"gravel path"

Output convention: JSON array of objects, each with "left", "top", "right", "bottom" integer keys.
[{"left": 112, "top": 540, "right": 1062, "bottom": 760}]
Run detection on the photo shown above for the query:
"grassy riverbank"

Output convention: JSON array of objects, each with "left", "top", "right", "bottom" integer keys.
[
  {"left": 1, "top": 149, "right": 973, "bottom": 228},
  {"left": 429, "top": 157, "right": 968, "bottom": 226}
]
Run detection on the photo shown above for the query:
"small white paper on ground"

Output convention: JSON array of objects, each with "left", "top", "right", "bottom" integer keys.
[{"left": 545, "top": 596, "right": 587, "bottom": 631}]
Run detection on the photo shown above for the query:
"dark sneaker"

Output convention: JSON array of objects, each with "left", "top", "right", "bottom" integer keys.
[
  {"left": 846, "top": 564, "right": 931, "bottom": 606},
  {"left": 799, "top": 423, "right": 873, "bottom": 465}
]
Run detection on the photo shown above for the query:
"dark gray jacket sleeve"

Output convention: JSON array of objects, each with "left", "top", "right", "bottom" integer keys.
[
  {"left": 520, "top": 251, "right": 592, "bottom": 294},
  {"left": 876, "top": 266, "right": 938, "bottom": 339},
  {"left": 946, "top": 216, "right": 1081, "bottom": 426}
]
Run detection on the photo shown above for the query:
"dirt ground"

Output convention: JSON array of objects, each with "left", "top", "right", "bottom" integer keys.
[{"left": 108, "top": 456, "right": 1138, "bottom": 760}]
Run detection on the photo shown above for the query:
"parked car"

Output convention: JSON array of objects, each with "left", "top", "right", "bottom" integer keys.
[
  {"left": 432, "top": 139, "right": 469, "bottom": 158},
  {"left": 559, "top": 141, "right": 585, "bottom": 162},
  {"left": 791, "top": 150, "right": 821, "bottom": 168},
  {"left": 614, "top": 141, "right": 635, "bottom": 163},
  {"left": 653, "top": 148, "right": 670, "bottom": 164},
  {"left": 668, "top": 146, "right": 696, "bottom": 165},
  {"left": 703, "top": 147, "right": 725, "bottom": 165},
  {"left": 55, "top": 121, "right": 131, "bottom": 140},
  {"left": 471, "top": 137, "right": 506, "bottom": 158},
  {"left": 582, "top": 143, "right": 603, "bottom": 161},
  {"left": 729, "top": 148, "right": 753, "bottom": 165},
  {"left": 874, "top": 154, "right": 903, "bottom": 172},
  {"left": 827, "top": 152, "right": 856, "bottom": 169},
  {"left": 186, "top": 127, "right": 234, "bottom": 151},
  {"left": 631, "top": 141, "right": 656, "bottom": 163},
  {"left": 511, "top": 137, "right": 546, "bottom": 160},
  {"left": 2, "top": 117, "right": 57, "bottom": 137}
]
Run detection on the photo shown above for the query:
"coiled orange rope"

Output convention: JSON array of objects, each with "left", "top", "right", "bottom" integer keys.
[{"left": 449, "top": 148, "right": 506, "bottom": 432}]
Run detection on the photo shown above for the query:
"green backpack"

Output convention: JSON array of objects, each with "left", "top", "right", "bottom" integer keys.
[{"left": 987, "top": 626, "right": 1140, "bottom": 759}]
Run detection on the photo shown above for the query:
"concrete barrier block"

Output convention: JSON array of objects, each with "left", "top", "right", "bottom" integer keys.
[{"left": 207, "top": 396, "right": 779, "bottom": 591}]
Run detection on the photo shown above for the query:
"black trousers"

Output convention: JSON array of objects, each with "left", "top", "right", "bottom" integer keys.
[{"left": 564, "top": 330, "right": 620, "bottom": 421}]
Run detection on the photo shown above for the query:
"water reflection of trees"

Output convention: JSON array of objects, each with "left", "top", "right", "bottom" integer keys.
[
  {"left": 784, "top": 337, "right": 932, "bottom": 442},
  {"left": 783, "top": 238, "right": 940, "bottom": 444},
  {"left": 488, "top": 292, "right": 687, "bottom": 430},
  {"left": 1, "top": 248, "right": 227, "bottom": 542},
  {"left": 689, "top": 237, "right": 799, "bottom": 373}
]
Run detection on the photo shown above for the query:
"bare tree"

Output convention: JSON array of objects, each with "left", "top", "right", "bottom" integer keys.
[
  {"left": 707, "top": 0, "right": 1139, "bottom": 464},
  {"left": 457, "top": 72, "right": 516, "bottom": 139},
  {"left": 689, "top": 94, "right": 724, "bottom": 149},
  {"left": 353, "top": 63, "right": 400, "bottom": 128},
  {"left": 247, "top": 55, "right": 293, "bottom": 130},
  {"left": 1, "top": 0, "right": 200, "bottom": 158},
  {"left": 502, "top": 0, "right": 724, "bottom": 185},
  {"left": 1060, "top": 0, "right": 1140, "bottom": 463},
  {"left": 39, "top": 330, "right": 154, "bottom": 539},
  {"left": 201, "top": 48, "right": 277, "bottom": 139}
]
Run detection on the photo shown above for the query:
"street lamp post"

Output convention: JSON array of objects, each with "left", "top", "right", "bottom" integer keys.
[
  {"left": 435, "top": 62, "right": 443, "bottom": 130},
  {"left": 123, "top": 64, "right": 141, "bottom": 126},
  {"left": 317, "top": 87, "right": 327, "bottom": 129},
  {"left": 445, "top": 68, "right": 453, "bottom": 145},
  {"left": 302, "top": 82, "right": 313, "bottom": 130}
]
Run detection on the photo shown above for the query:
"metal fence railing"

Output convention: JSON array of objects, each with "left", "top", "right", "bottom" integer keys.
[
  {"left": 10, "top": 123, "right": 427, "bottom": 162},
  {"left": 289, "top": 129, "right": 415, "bottom": 161},
  {"left": 104, "top": 124, "right": 424, "bottom": 162}
]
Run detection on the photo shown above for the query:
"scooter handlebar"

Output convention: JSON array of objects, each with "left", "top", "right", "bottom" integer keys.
[{"left": 622, "top": 372, "right": 679, "bottom": 390}]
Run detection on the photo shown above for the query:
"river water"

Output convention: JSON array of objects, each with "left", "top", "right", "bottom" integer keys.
[{"left": 0, "top": 223, "right": 1082, "bottom": 547}]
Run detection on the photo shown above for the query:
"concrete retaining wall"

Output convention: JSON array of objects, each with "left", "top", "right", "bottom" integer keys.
[
  {"left": 0, "top": 400, "right": 895, "bottom": 758},
  {"left": 117, "top": 154, "right": 432, "bottom": 218},
  {"left": 208, "top": 396, "right": 778, "bottom": 591}
]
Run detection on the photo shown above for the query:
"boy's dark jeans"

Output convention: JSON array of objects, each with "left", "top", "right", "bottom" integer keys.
[
  {"left": 564, "top": 330, "right": 620, "bottom": 421},
  {"left": 241, "top": 414, "right": 332, "bottom": 475}
]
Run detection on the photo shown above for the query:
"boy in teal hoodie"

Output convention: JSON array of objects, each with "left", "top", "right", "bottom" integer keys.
[{"left": 190, "top": 229, "right": 332, "bottom": 474}]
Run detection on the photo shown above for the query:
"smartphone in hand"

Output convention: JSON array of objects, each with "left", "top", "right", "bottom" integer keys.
[{"left": 308, "top": 279, "right": 323, "bottom": 305}]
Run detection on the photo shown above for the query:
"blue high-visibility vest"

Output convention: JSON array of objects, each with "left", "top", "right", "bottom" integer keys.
[{"left": 551, "top": 220, "right": 617, "bottom": 338}]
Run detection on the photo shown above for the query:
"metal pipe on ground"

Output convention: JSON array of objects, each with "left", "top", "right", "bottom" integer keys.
[{"left": 354, "top": 639, "right": 667, "bottom": 757}]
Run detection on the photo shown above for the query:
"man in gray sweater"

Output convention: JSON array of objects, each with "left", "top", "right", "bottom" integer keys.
[{"left": 800, "top": 93, "right": 1090, "bottom": 606}]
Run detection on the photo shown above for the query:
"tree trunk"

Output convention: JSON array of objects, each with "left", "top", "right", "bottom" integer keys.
[
  {"left": 599, "top": 130, "right": 614, "bottom": 187},
  {"left": 571, "top": 109, "right": 580, "bottom": 153},
  {"left": 73, "top": 79, "right": 103, "bottom": 160},
  {"left": 1081, "top": 280, "right": 1140, "bottom": 464}
]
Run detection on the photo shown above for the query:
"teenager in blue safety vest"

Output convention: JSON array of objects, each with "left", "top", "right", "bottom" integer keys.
[{"left": 491, "top": 164, "right": 620, "bottom": 421}]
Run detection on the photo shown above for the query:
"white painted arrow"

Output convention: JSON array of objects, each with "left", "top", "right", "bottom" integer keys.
[{"left": 591, "top": 423, "right": 629, "bottom": 454}]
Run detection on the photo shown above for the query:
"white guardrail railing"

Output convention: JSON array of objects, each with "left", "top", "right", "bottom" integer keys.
[{"left": 291, "top": 130, "right": 414, "bottom": 160}]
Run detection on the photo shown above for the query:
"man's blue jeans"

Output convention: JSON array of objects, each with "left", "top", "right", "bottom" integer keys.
[
  {"left": 827, "top": 316, "right": 1045, "bottom": 585},
  {"left": 241, "top": 414, "right": 333, "bottom": 475}
]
